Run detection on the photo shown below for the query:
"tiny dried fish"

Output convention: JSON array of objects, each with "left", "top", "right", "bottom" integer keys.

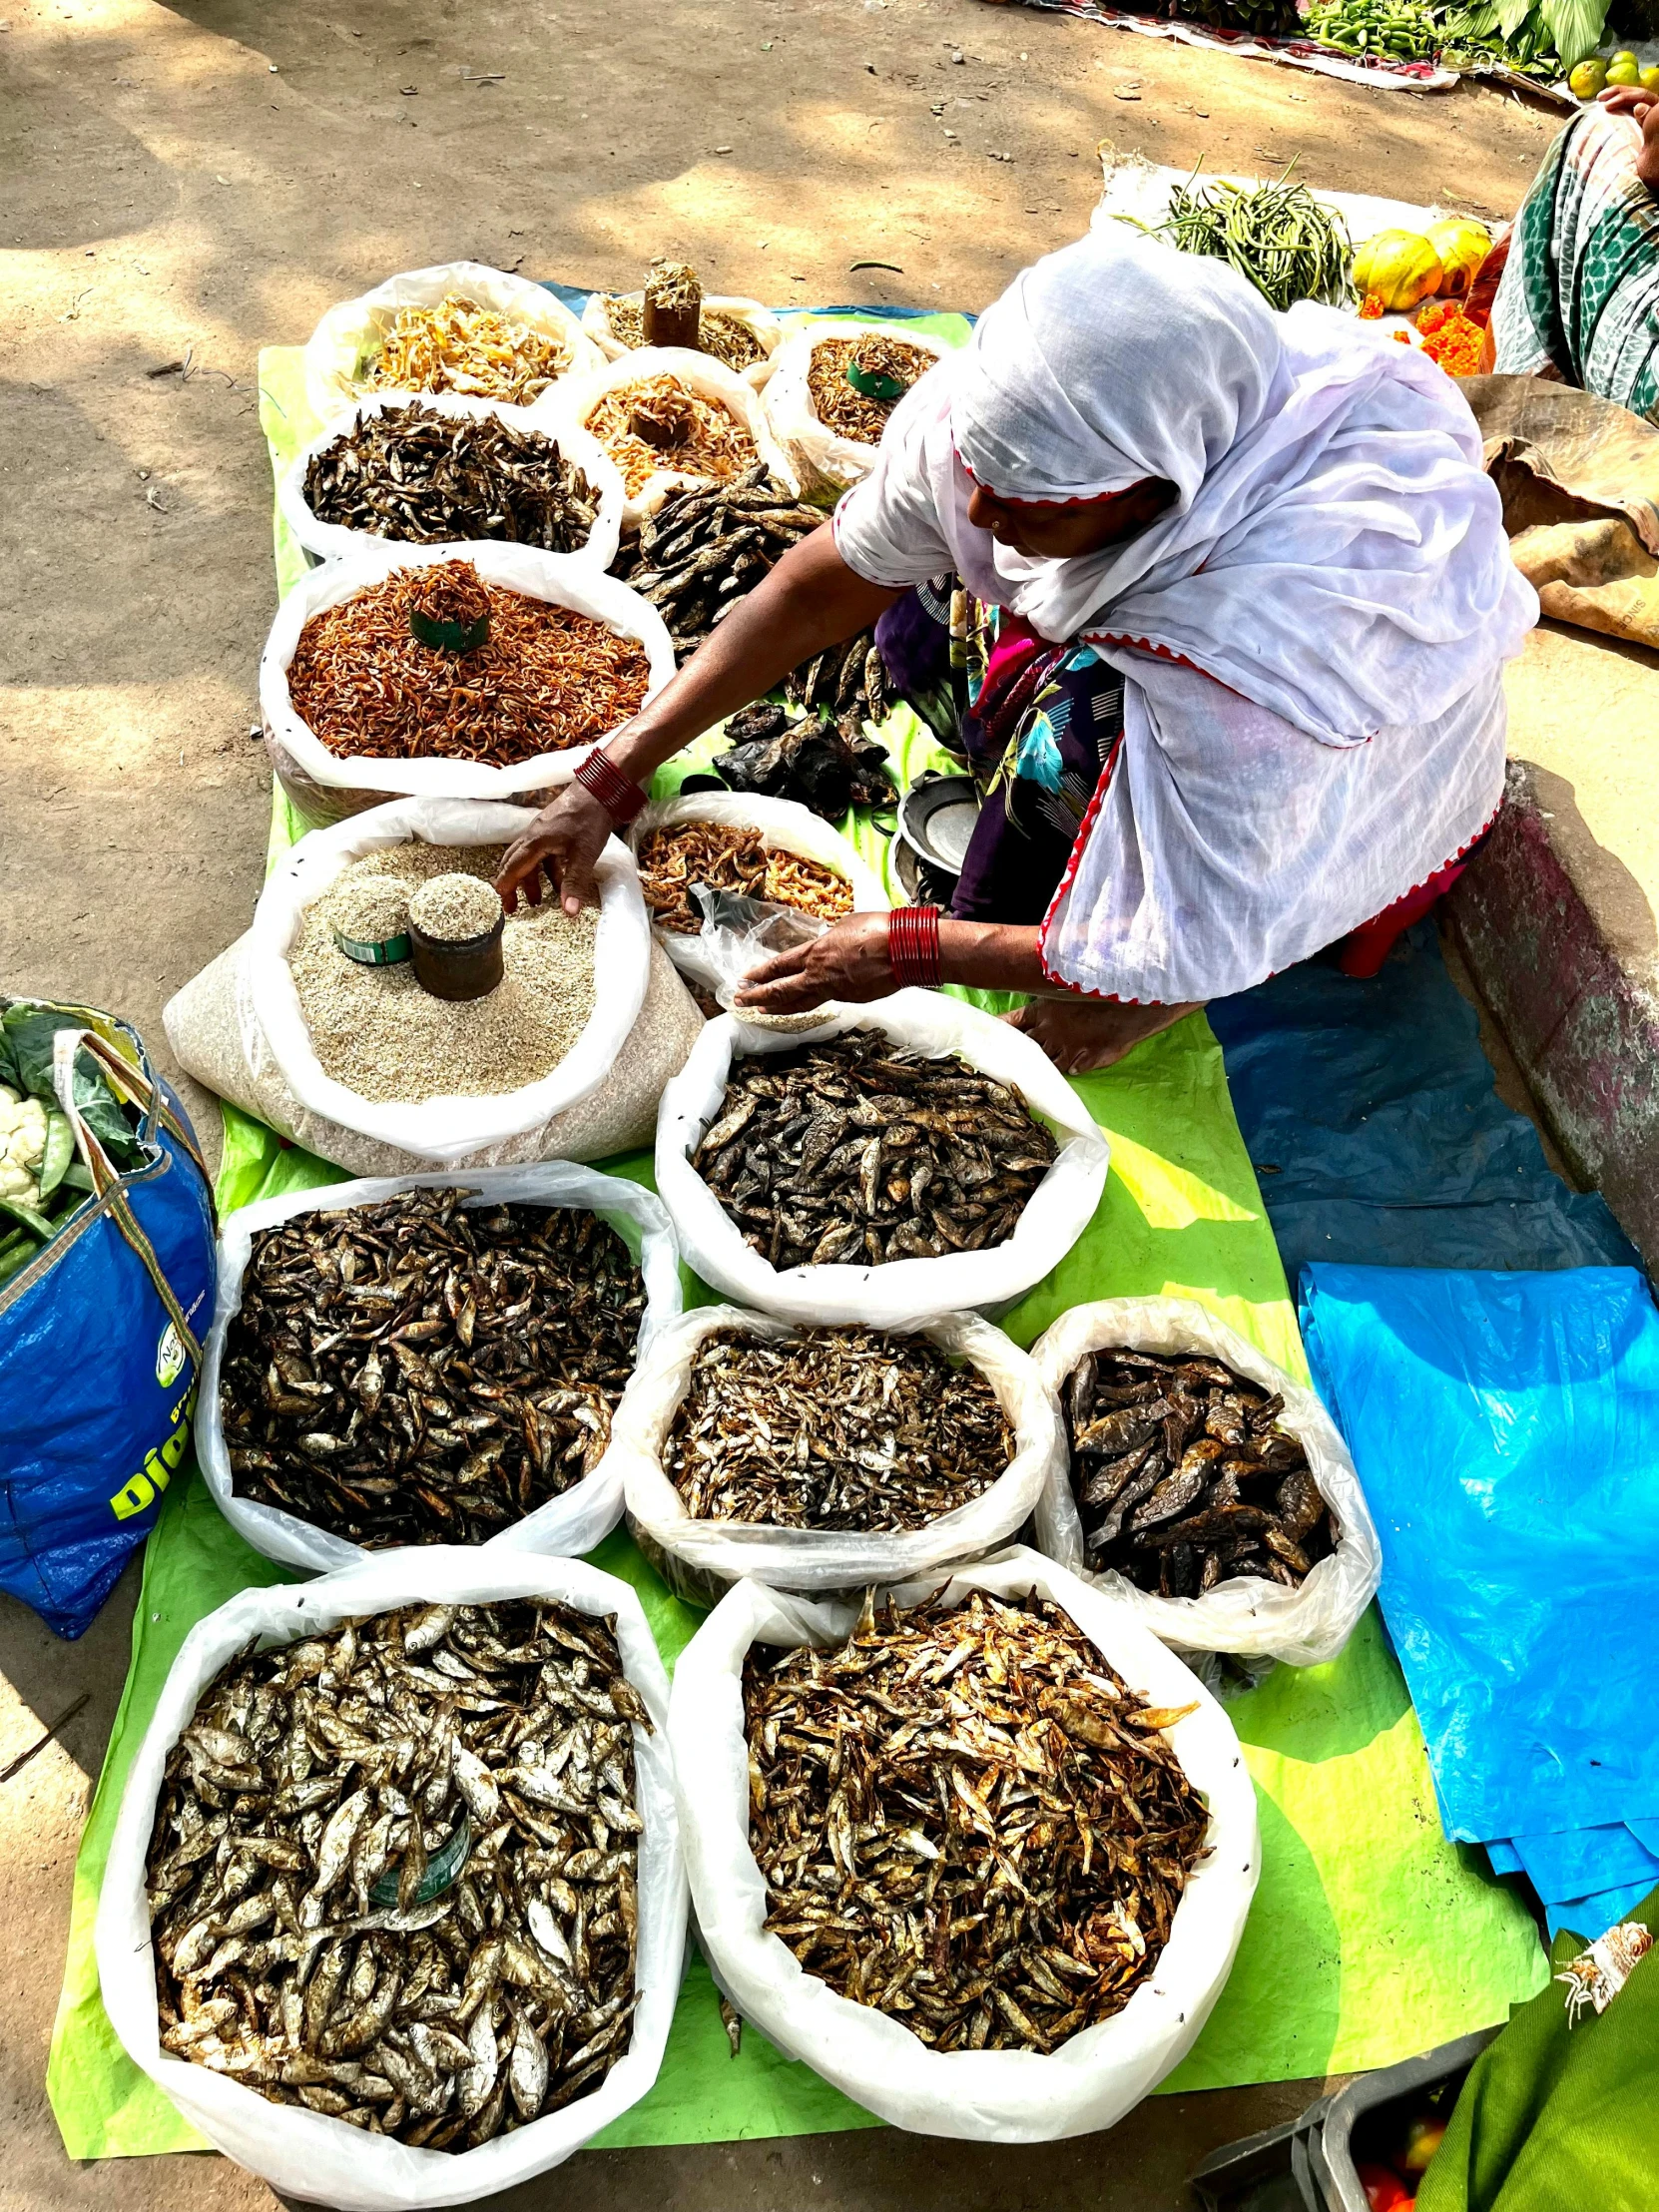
[
  {"left": 362, "top": 294, "right": 573, "bottom": 406},
  {"left": 1062, "top": 1345, "right": 1337, "bottom": 1598},
  {"left": 690, "top": 1029, "right": 1058, "bottom": 1270},
  {"left": 585, "top": 373, "right": 758, "bottom": 499},
  {"left": 303, "top": 401, "right": 602, "bottom": 554},
  {"left": 146, "top": 1599, "right": 647, "bottom": 2148},
  {"left": 806, "top": 333, "right": 935, "bottom": 443},
  {"left": 602, "top": 294, "right": 767, "bottom": 372},
  {"left": 746, "top": 1586, "right": 1209, "bottom": 2051},
  {"left": 636, "top": 821, "right": 852, "bottom": 935},
  {"left": 667, "top": 1326, "right": 1012, "bottom": 1528},
  {"left": 221, "top": 1188, "right": 646, "bottom": 1546}
]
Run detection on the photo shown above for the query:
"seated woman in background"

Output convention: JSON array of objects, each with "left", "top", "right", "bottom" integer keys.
[{"left": 1488, "top": 87, "right": 1659, "bottom": 422}]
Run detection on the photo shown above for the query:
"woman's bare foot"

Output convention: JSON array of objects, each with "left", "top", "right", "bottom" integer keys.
[{"left": 1003, "top": 996, "right": 1202, "bottom": 1074}]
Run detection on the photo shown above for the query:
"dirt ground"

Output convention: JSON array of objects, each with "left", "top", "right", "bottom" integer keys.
[{"left": 0, "top": 2, "right": 1568, "bottom": 2206}]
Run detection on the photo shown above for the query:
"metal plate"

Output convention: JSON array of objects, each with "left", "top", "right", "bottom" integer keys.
[{"left": 896, "top": 773, "right": 980, "bottom": 878}]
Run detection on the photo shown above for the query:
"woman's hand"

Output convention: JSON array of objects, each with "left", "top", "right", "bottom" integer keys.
[
  {"left": 494, "top": 783, "right": 615, "bottom": 915},
  {"left": 732, "top": 912, "right": 895, "bottom": 1015}
]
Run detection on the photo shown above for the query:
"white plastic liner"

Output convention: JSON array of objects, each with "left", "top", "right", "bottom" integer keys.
[
  {"left": 302, "top": 261, "right": 604, "bottom": 428},
  {"left": 276, "top": 392, "right": 625, "bottom": 573},
  {"left": 614, "top": 1304, "right": 1062, "bottom": 1593},
  {"left": 628, "top": 791, "right": 889, "bottom": 993},
  {"left": 548, "top": 347, "right": 799, "bottom": 530},
  {"left": 259, "top": 539, "right": 675, "bottom": 823},
  {"left": 1029, "top": 1297, "right": 1382, "bottom": 1668},
  {"left": 670, "top": 1546, "right": 1259, "bottom": 2140},
  {"left": 580, "top": 290, "right": 784, "bottom": 391},
  {"left": 247, "top": 800, "right": 650, "bottom": 1164},
  {"left": 763, "top": 318, "right": 951, "bottom": 498},
  {"left": 96, "top": 1549, "right": 686, "bottom": 2211},
  {"left": 198, "top": 1165, "right": 684, "bottom": 1573},
  {"left": 655, "top": 994, "right": 1110, "bottom": 1326}
]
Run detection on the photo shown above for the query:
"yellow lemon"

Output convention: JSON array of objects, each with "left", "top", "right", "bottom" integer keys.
[
  {"left": 1606, "top": 56, "right": 1642, "bottom": 84},
  {"left": 1568, "top": 56, "right": 1608, "bottom": 95}
]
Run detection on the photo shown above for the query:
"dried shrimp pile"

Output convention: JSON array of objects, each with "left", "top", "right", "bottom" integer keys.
[
  {"left": 691, "top": 1029, "right": 1057, "bottom": 1268},
  {"left": 601, "top": 295, "right": 767, "bottom": 372},
  {"left": 584, "top": 375, "right": 759, "bottom": 498},
  {"left": 286, "top": 560, "right": 650, "bottom": 766},
  {"left": 636, "top": 821, "right": 851, "bottom": 935},
  {"left": 745, "top": 1587, "right": 1210, "bottom": 2050},
  {"left": 221, "top": 1187, "right": 646, "bottom": 1545},
  {"left": 362, "top": 294, "right": 573, "bottom": 406},
  {"left": 147, "top": 1599, "right": 649, "bottom": 2147},
  {"left": 807, "top": 333, "right": 935, "bottom": 443},
  {"left": 667, "top": 1326, "right": 1012, "bottom": 1528}
]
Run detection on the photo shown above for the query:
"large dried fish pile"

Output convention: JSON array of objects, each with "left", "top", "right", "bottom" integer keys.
[
  {"left": 221, "top": 1188, "right": 646, "bottom": 1546},
  {"left": 690, "top": 1029, "right": 1058, "bottom": 1269},
  {"left": 745, "top": 1587, "right": 1210, "bottom": 2050},
  {"left": 147, "top": 1598, "right": 649, "bottom": 2147},
  {"left": 1063, "top": 1346, "right": 1337, "bottom": 1599},
  {"left": 636, "top": 821, "right": 851, "bottom": 935},
  {"left": 667, "top": 1326, "right": 1012, "bottom": 1529},
  {"left": 302, "top": 403, "right": 602, "bottom": 554},
  {"left": 711, "top": 697, "right": 892, "bottom": 823},
  {"left": 612, "top": 467, "right": 824, "bottom": 664}
]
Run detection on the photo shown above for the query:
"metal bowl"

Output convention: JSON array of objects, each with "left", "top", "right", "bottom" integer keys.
[{"left": 896, "top": 773, "right": 980, "bottom": 879}]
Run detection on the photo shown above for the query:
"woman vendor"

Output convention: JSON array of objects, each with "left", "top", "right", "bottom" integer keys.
[{"left": 497, "top": 229, "right": 1535, "bottom": 1070}]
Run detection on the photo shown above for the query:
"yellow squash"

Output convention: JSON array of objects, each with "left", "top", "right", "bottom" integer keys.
[
  {"left": 1353, "top": 230, "right": 1444, "bottom": 312},
  {"left": 1424, "top": 218, "right": 1492, "bottom": 298}
]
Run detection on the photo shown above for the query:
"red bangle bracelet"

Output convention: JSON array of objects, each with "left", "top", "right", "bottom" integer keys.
[
  {"left": 574, "top": 748, "right": 649, "bottom": 825},
  {"left": 888, "top": 904, "right": 942, "bottom": 989}
]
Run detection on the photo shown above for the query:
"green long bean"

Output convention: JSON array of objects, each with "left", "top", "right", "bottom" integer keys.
[{"left": 1154, "top": 167, "right": 1357, "bottom": 312}]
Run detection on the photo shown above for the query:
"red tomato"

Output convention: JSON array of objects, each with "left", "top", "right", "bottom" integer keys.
[{"left": 1358, "top": 2164, "right": 1412, "bottom": 2211}]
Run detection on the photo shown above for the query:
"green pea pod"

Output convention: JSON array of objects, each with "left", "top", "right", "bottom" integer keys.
[
  {"left": 0, "top": 1196, "right": 58, "bottom": 1243},
  {"left": 37, "top": 1108, "right": 76, "bottom": 1201},
  {"left": 0, "top": 1236, "right": 41, "bottom": 1287},
  {"left": 60, "top": 1160, "right": 94, "bottom": 1193}
]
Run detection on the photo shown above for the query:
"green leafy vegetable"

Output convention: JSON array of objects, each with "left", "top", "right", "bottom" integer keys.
[{"left": 0, "top": 1009, "right": 144, "bottom": 1171}]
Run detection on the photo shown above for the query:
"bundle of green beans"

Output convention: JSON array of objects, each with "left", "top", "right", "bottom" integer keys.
[
  {"left": 1306, "top": 0, "right": 1441, "bottom": 58},
  {"left": 1152, "top": 170, "right": 1356, "bottom": 313}
]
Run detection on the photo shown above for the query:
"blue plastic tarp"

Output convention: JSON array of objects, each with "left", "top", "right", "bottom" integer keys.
[{"left": 1299, "top": 1263, "right": 1659, "bottom": 1847}]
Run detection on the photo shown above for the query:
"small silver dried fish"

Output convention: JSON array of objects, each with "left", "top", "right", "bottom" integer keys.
[
  {"left": 668, "top": 1326, "right": 1012, "bottom": 1529},
  {"left": 146, "top": 1599, "right": 647, "bottom": 2149},
  {"left": 745, "top": 1587, "right": 1209, "bottom": 2052}
]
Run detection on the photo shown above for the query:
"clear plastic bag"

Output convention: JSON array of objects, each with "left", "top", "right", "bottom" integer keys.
[
  {"left": 668, "top": 1546, "right": 1259, "bottom": 2140},
  {"left": 95, "top": 1548, "right": 687, "bottom": 2211},
  {"left": 613, "top": 1304, "right": 1063, "bottom": 1596},
  {"left": 1027, "top": 1297, "right": 1382, "bottom": 1667},
  {"left": 197, "top": 1165, "right": 684, "bottom": 1573}
]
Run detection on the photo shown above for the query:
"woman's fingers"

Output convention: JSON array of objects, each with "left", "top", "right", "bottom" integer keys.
[
  {"left": 733, "top": 944, "right": 812, "bottom": 996},
  {"left": 493, "top": 788, "right": 612, "bottom": 914}
]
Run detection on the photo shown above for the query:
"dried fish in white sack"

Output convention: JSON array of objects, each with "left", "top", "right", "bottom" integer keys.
[
  {"left": 548, "top": 348, "right": 798, "bottom": 529},
  {"left": 669, "top": 1548, "right": 1258, "bottom": 2142},
  {"left": 1028, "top": 1299, "right": 1381, "bottom": 1668},
  {"left": 96, "top": 1553, "right": 686, "bottom": 2212},
  {"left": 613, "top": 1303, "right": 1062, "bottom": 1594},
  {"left": 763, "top": 320, "right": 950, "bottom": 498},
  {"left": 197, "top": 1167, "right": 684, "bottom": 1574},
  {"left": 655, "top": 997, "right": 1110, "bottom": 1328}
]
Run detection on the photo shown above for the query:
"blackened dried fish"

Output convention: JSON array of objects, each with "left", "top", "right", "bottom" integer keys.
[
  {"left": 1063, "top": 1346, "right": 1337, "bottom": 1597},
  {"left": 689, "top": 1029, "right": 1058, "bottom": 1270},
  {"left": 146, "top": 1599, "right": 647, "bottom": 2148},
  {"left": 221, "top": 1188, "right": 646, "bottom": 1546},
  {"left": 667, "top": 1326, "right": 1012, "bottom": 1529},
  {"left": 745, "top": 1587, "right": 1209, "bottom": 2052},
  {"left": 303, "top": 401, "right": 602, "bottom": 554}
]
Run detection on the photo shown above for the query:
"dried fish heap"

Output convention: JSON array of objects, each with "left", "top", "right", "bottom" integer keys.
[
  {"left": 584, "top": 374, "right": 759, "bottom": 501},
  {"left": 745, "top": 1586, "right": 1210, "bottom": 2050},
  {"left": 667, "top": 1326, "right": 1012, "bottom": 1530},
  {"left": 601, "top": 293, "right": 768, "bottom": 374},
  {"left": 301, "top": 402, "right": 604, "bottom": 555},
  {"left": 145, "top": 1597, "right": 650, "bottom": 2147},
  {"left": 806, "top": 332, "right": 936, "bottom": 445},
  {"left": 612, "top": 467, "right": 824, "bottom": 665},
  {"left": 635, "top": 820, "right": 852, "bottom": 935},
  {"left": 689, "top": 1029, "right": 1057, "bottom": 1269},
  {"left": 220, "top": 1188, "right": 646, "bottom": 1547},
  {"left": 362, "top": 294, "right": 573, "bottom": 407},
  {"left": 1063, "top": 1346, "right": 1338, "bottom": 1599}
]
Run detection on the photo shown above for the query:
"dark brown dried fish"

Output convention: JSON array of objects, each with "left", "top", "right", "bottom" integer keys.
[
  {"left": 689, "top": 1029, "right": 1059, "bottom": 1270},
  {"left": 221, "top": 1188, "right": 646, "bottom": 1546},
  {"left": 1063, "top": 1345, "right": 1337, "bottom": 1597},
  {"left": 667, "top": 1326, "right": 1012, "bottom": 1529},
  {"left": 745, "top": 1586, "right": 1209, "bottom": 2051},
  {"left": 146, "top": 1599, "right": 647, "bottom": 2149},
  {"left": 303, "top": 401, "right": 603, "bottom": 554}
]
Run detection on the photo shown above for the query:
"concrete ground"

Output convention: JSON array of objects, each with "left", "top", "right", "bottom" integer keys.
[{"left": 0, "top": 0, "right": 1583, "bottom": 2205}]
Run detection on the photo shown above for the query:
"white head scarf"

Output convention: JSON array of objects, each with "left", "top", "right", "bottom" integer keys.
[{"left": 855, "top": 228, "right": 1535, "bottom": 747}]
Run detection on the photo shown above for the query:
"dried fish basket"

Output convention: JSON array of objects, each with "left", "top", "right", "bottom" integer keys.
[
  {"left": 669, "top": 1547, "right": 1259, "bottom": 2140},
  {"left": 277, "top": 392, "right": 626, "bottom": 572},
  {"left": 197, "top": 1166, "right": 684, "bottom": 1574},
  {"left": 762, "top": 318, "right": 951, "bottom": 499},
  {"left": 96, "top": 1549, "right": 687, "bottom": 2211},
  {"left": 654, "top": 996, "right": 1110, "bottom": 1328},
  {"left": 260, "top": 540, "right": 676, "bottom": 826},
  {"left": 580, "top": 289, "right": 783, "bottom": 392},
  {"left": 1028, "top": 1298, "right": 1382, "bottom": 1668},
  {"left": 628, "top": 792, "right": 888, "bottom": 994},
  {"left": 302, "top": 260, "right": 605, "bottom": 428},
  {"left": 612, "top": 1304, "right": 1062, "bottom": 1605}
]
